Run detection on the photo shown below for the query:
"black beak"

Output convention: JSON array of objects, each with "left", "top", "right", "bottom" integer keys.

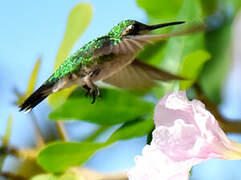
[{"left": 145, "top": 21, "right": 185, "bottom": 31}]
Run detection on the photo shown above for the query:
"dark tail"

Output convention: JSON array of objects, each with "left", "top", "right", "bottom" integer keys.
[{"left": 19, "top": 82, "right": 54, "bottom": 113}]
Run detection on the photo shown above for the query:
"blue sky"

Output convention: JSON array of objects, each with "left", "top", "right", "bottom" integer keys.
[{"left": 1, "top": 0, "right": 241, "bottom": 179}]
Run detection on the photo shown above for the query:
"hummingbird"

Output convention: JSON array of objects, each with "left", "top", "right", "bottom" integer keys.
[{"left": 19, "top": 19, "right": 186, "bottom": 113}]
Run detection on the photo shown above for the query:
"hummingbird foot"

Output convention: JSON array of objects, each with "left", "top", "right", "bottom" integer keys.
[
  {"left": 89, "top": 84, "right": 101, "bottom": 104},
  {"left": 82, "top": 85, "right": 91, "bottom": 96},
  {"left": 83, "top": 77, "right": 101, "bottom": 104}
]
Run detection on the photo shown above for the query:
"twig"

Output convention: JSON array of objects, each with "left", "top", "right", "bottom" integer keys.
[
  {"left": 0, "top": 146, "right": 18, "bottom": 157},
  {"left": 101, "top": 172, "right": 128, "bottom": 180},
  {"left": 29, "top": 112, "right": 45, "bottom": 147},
  {"left": 194, "top": 83, "right": 241, "bottom": 133},
  {"left": 71, "top": 167, "right": 128, "bottom": 180},
  {"left": 56, "top": 121, "right": 69, "bottom": 141},
  {"left": 0, "top": 172, "right": 27, "bottom": 180}
]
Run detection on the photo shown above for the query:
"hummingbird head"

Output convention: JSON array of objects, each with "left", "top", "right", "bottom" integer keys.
[{"left": 108, "top": 20, "right": 185, "bottom": 39}]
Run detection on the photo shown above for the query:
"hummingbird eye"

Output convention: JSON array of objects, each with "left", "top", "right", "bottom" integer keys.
[{"left": 122, "top": 24, "right": 135, "bottom": 36}]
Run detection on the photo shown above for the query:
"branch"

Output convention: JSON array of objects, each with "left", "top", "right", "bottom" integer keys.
[
  {"left": 70, "top": 167, "right": 128, "bottom": 180},
  {"left": 0, "top": 172, "right": 27, "bottom": 180},
  {"left": 56, "top": 121, "right": 70, "bottom": 141},
  {"left": 29, "top": 112, "right": 45, "bottom": 147},
  {"left": 0, "top": 146, "right": 18, "bottom": 157},
  {"left": 194, "top": 83, "right": 241, "bottom": 133}
]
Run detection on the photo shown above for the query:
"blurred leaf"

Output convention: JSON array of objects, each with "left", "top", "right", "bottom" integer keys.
[
  {"left": 31, "top": 168, "right": 85, "bottom": 180},
  {"left": 137, "top": 0, "right": 182, "bottom": 22},
  {"left": 17, "top": 58, "right": 41, "bottom": 105},
  {"left": 223, "top": 0, "right": 241, "bottom": 13},
  {"left": 160, "top": 0, "right": 204, "bottom": 70},
  {"left": 180, "top": 50, "right": 210, "bottom": 89},
  {"left": 200, "top": 23, "right": 232, "bottom": 104},
  {"left": 151, "top": 0, "right": 205, "bottom": 97},
  {"left": 2, "top": 115, "right": 13, "bottom": 146},
  {"left": 199, "top": 0, "right": 241, "bottom": 104},
  {"left": 38, "top": 142, "right": 106, "bottom": 173},
  {"left": 48, "top": 3, "right": 92, "bottom": 109},
  {"left": 48, "top": 86, "right": 77, "bottom": 109},
  {"left": 0, "top": 115, "right": 13, "bottom": 170},
  {"left": 31, "top": 174, "right": 59, "bottom": 180},
  {"left": 201, "top": 0, "right": 218, "bottom": 16},
  {"left": 107, "top": 117, "right": 154, "bottom": 143},
  {"left": 26, "top": 58, "right": 41, "bottom": 97},
  {"left": 49, "top": 88, "right": 154, "bottom": 125},
  {"left": 53, "top": 3, "right": 92, "bottom": 70},
  {"left": 38, "top": 117, "right": 155, "bottom": 172}
]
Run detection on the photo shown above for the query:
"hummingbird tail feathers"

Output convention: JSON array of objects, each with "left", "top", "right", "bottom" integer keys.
[{"left": 19, "top": 82, "right": 54, "bottom": 113}]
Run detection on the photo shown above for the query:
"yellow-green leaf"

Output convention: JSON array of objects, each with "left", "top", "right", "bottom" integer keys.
[
  {"left": 48, "top": 86, "right": 77, "bottom": 109},
  {"left": 2, "top": 115, "right": 13, "bottom": 146},
  {"left": 17, "top": 58, "right": 41, "bottom": 105},
  {"left": 26, "top": 58, "right": 41, "bottom": 97},
  {"left": 30, "top": 168, "right": 85, "bottom": 180},
  {"left": 48, "top": 3, "right": 93, "bottom": 109},
  {"left": 179, "top": 50, "right": 210, "bottom": 89},
  {"left": 0, "top": 115, "right": 13, "bottom": 170}
]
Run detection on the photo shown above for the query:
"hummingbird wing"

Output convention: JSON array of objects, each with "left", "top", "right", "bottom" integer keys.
[
  {"left": 93, "top": 36, "right": 155, "bottom": 57},
  {"left": 93, "top": 24, "right": 205, "bottom": 58},
  {"left": 102, "top": 59, "right": 184, "bottom": 89}
]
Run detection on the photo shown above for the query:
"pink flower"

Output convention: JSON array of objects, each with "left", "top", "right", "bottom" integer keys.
[{"left": 128, "top": 91, "right": 241, "bottom": 180}]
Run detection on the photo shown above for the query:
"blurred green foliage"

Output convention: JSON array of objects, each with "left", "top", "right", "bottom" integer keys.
[
  {"left": 180, "top": 50, "right": 210, "bottom": 89},
  {"left": 199, "top": 0, "right": 241, "bottom": 103},
  {"left": 48, "top": 3, "right": 93, "bottom": 109},
  {"left": 16, "top": 57, "right": 41, "bottom": 106},
  {"left": 31, "top": 168, "right": 85, "bottom": 180},
  {"left": 0, "top": 115, "right": 13, "bottom": 170},
  {"left": 3, "top": 0, "right": 240, "bottom": 178},
  {"left": 38, "top": 142, "right": 106, "bottom": 172},
  {"left": 35, "top": 0, "right": 241, "bottom": 174},
  {"left": 49, "top": 88, "right": 154, "bottom": 125}
]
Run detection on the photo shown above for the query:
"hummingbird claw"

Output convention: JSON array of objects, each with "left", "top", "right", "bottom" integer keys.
[
  {"left": 91, "top": 89, "right": 96, "bottom": 104},
  {"left": 82, "top": 85, "right": 91, "bottom": 96},
  {"left": 83, "top": 77, "right": 101, "bottom": 104},
  {"left": 96, "top": 86, "right": 101, "bottom": 98}
]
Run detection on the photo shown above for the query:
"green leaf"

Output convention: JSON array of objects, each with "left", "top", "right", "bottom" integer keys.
[
  {"left": 199, "top": 0, "right": 241, "bottom": 104},
  {"left": 151, "top": 0, "right": 205, "bottom": 97},
  {"left": 107, "top": 117, "right": 154, "bottom": 143},
  {"left": 38, "top": 142, "right": 106, "bottom": 173},
  {"left": 199, "top": 24, "right": 232, "bottom": 104},
  {"left": 137, "top": 0, "right": 182, "bottom": 22},
  {"left": 48, "top": 3, "right": 92, "bottom": 109},
  {"left": 49, "top": 88, "right": 154, "bottom": 125},
  {"left": 179, "top": 50, "right": 210, "bottom": 89},
  {"left": 198, "top": 1, "right": 241, "bottom": 104}
]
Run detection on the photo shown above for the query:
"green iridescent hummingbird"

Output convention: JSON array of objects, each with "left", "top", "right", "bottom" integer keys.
[{"left": 19, "top": 19, "right": 185, "bottom": 113}]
